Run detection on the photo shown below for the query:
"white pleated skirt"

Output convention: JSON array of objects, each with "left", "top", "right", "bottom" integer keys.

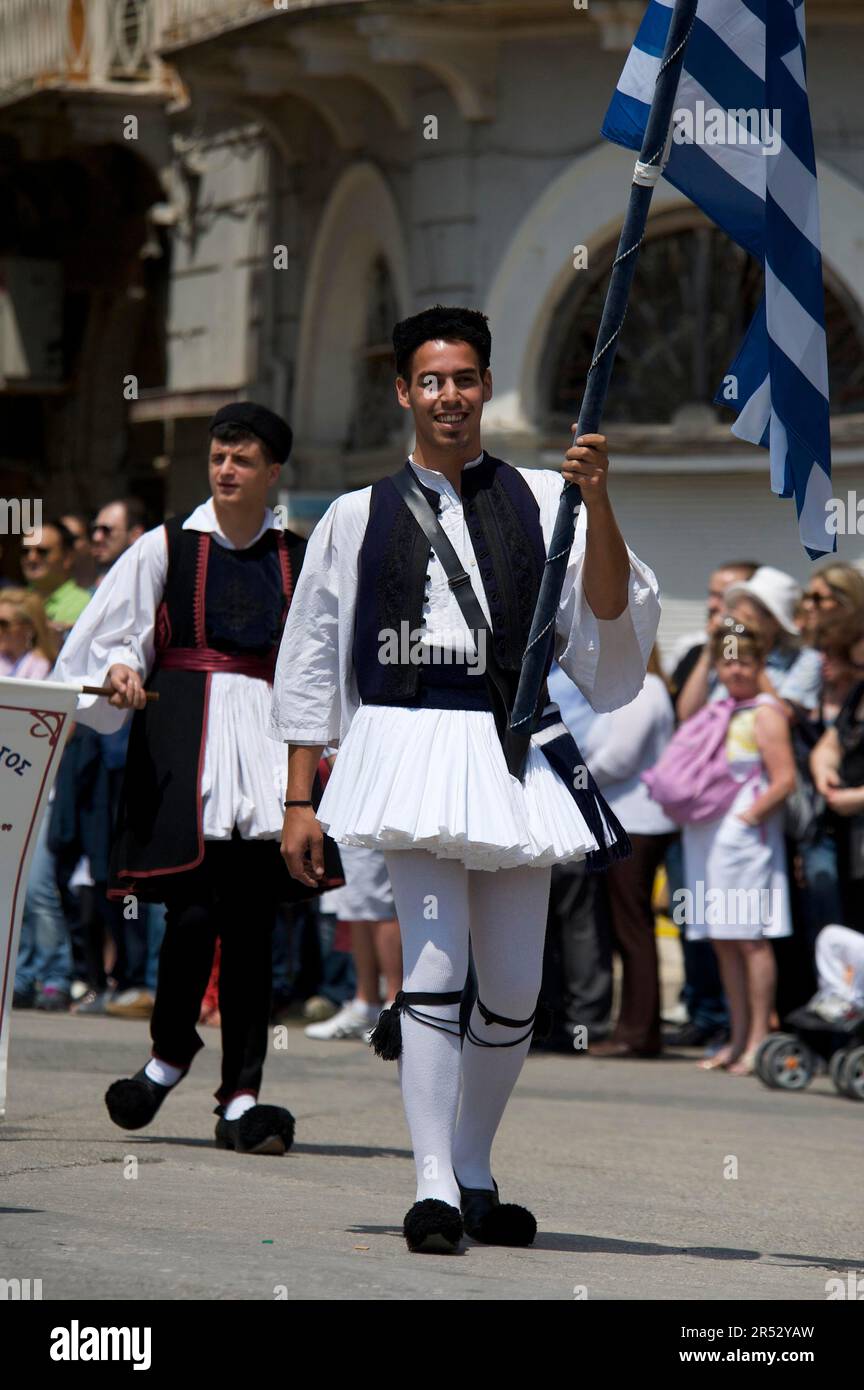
[
  {"left": 317, "top": 703, "right": 600, "bottom": 872},
  {"left": 200, "top": 673, "right": 287, "bottom": 839}
]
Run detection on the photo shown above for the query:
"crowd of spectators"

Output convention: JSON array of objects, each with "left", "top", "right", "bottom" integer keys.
[
  {"left": 7, "top": 509, "right": 864, "bottom": 1074},
  {"left": 538, "top": 557, "right": 864, "bottom": 1074}
]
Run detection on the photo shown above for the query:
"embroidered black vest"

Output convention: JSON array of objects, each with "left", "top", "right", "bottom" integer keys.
[
  {"left": 107, "top": 516, "right": 340, "bottom": 902},
  {"left": 353, "top": 453, "right": 551, "bottom": 709},
  {"left": 350, "top": 454, "right": 633, "bottom": 874}
]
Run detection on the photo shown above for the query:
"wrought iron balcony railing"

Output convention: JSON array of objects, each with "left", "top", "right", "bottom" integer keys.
[
  {"left": 0, "top": 0, "right": 170, "bottom": 104},
  {"left": 157, "top": 0, "right": 277, "bottom": 49}
]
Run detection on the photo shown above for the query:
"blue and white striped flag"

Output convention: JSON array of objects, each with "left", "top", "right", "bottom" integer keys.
[{"left": 602, "top": 0, "right": 833, "bottom": 557}]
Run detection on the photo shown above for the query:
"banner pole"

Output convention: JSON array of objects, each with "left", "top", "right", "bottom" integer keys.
[{"left": 505, "top": 0, "right": 699, "bottom": 780}]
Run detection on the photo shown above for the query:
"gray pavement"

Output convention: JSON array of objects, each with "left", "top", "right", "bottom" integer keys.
[{"left": 1, "top": 1011, "right": 861, "bottom": 1301}]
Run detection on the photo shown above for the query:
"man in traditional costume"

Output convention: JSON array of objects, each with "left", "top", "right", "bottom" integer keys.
[
  {"left": 271, "top": 307, "right": 660, "bottom": 1248},
  {"left": 54, "top": 403, "right": 341, "bottom": 1155}
]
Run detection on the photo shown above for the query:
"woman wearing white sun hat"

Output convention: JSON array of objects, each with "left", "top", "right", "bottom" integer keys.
[{"left": 678, "top": 565, "right": 822, "bottom": 723}]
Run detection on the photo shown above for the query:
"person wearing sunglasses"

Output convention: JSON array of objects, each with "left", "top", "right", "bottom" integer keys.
[
  {"left": 45, "top": 499, "right": 152, "bottom": 1021},
  {"left": 61, "top": 512, "right": 98, "bottom": 592},
  {"left": 20, "top": 520, "right": 91, "bottom": 632},
  {"left": 89, "top": 499, "right": 148, "bottom": 580},
  {"left": 798, "top": 564, "right": 864, "bottom": 644}
]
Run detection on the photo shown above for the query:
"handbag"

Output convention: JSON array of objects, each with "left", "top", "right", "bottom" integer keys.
[
  {"left": 784, "top": 768, "right": 826, "bottom": 845},
  {"left": 641, "top": 698, "right": 762, "bottom": 825},
  {"left": 784, "top": 719, "right": 827, "bottom": 846},
  {"left": 391, "top": 464, "right": 630, "bottom": 870}
]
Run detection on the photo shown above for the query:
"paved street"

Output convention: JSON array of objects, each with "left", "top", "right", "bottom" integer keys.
[{"left": 1, "top": 1011, "right": 861, "bottom": 1302}]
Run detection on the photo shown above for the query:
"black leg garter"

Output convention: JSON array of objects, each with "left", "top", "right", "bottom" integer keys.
[
  {"left": 369, "top": 990, "right": 463, "bottom": 1061},
  {"left": 464, "top": 997, "right": 537, "bottom": 1049}
]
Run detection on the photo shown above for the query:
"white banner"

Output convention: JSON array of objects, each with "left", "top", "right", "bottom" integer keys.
[{"left": 0, "top": 677, "right": 79, "bottom": 1118}]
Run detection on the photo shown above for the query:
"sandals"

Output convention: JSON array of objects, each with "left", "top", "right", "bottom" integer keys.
[
  {"left": 697, "top": 1052, "right": 734, "bottom": 1071},
  {"left": 726, "top": 1052, "right": 756, "bottom": 1076},
  {"left": 697, "top": 1048, "right": 757, "bottom": 1075}
]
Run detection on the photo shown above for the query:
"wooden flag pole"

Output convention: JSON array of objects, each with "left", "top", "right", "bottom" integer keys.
[{"left": 504, "top": 0, "right": 699, "bottom": 780}]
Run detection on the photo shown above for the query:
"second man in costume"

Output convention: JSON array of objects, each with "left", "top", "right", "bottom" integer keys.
[{"left": 55, "top": 403, "right": 341, "bottom": 1154}]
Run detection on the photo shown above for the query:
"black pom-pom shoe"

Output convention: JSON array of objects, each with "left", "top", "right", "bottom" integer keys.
[
  {"left": 403, "top": 1199, "right": 464, "bottom": 1253},
  {"left": 456, "top": 1177, "right": 537, "bottom": 1246},
  {"left": 214, "top": 1104, "right": 295, "bottom": 1155},
  {"left": 105, "top": 1066, "right": 179, "bottom": 1131}
]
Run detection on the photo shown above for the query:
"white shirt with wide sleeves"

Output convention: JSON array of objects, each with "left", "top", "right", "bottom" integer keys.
[
  {"left": 53, "top": 499, "right": 288, "bottom": 840},
  {"left": 269, "top": 459, "right": 661, "bottom": 870}
]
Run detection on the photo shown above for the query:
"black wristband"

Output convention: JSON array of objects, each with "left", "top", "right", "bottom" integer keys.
[{"left": 284, "top": 799, "right": 313, "bottom": 808}]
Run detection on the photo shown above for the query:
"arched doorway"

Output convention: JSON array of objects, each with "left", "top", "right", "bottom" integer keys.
[
  {"left": 0, "top": 137, "right": 170, "bottom": 530},
  {"left": 292, "top": 162, "right": 411, "bottom": 484},
  {"left": 542, "top": 209, "right": 864, "bottom": 432}
]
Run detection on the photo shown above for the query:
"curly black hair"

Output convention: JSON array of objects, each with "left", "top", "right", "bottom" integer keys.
[
  {"left": 210, "top": 420, "right": 277, "bottom": 468},
  {"left": 392, "top": 305, "right": 491, "bottom": 381}
]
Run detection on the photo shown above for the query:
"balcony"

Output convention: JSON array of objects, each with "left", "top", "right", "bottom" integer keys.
[
  {"left": 157, "top": 0, "right": 284, "bottom": 51},
  {"left": 5, "top": 0, "right": 855, "bottom": 117},
  {"left": 153, "top": 0, "right": 864, "bottom": 53},
  {"left": 0, "top": 0, "right": 175, "bottom": 107}
]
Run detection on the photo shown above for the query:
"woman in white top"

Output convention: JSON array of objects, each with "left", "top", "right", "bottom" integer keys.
[{"left": 583, "top": 648, "right": 677, "bottom": 1057}]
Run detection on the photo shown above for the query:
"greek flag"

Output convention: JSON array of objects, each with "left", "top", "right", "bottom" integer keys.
[{"left": 602, "top": 0, "right": 833, "bottom": 557}]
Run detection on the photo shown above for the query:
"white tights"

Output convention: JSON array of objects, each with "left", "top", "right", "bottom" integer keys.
[{"left": 383, "top": 850, "right": 551, "bottom": 1208}]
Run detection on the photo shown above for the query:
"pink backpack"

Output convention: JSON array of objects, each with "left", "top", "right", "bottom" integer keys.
[{"left": 641, "top": 697, "right": 761, "bottom": 825}]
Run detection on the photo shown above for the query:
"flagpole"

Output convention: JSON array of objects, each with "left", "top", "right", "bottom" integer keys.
[{"left": 504, "top": 0, "right": 699, "bottom": 780}]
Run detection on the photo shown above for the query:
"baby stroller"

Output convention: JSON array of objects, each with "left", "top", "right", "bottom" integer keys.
[{"left": 754, "top": 1001, "right": 864, "bottom": 1099}]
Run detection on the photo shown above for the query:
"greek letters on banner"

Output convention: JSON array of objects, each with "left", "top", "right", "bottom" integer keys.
[{"left": 0, "top": 677, "right": 78, "bottom": 1117}]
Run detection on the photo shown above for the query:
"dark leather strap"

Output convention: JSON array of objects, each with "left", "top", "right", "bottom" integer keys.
[
  {"left": 391, "top": 464, "right": 516, "bottom": 751},
  {"left": 465, "top": 995, "right": 538, "bottom": 1049},
  {"left": 396, "top": 988, "right": 463, "bottom": 1040},
  {"left": 476, "top": 998, "right": 537, "bottom": 1029},
  {"left": 399, "top": 990, "right": 463, "bottom": 1007}
]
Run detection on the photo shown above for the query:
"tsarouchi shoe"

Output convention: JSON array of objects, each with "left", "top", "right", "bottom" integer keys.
[
  {"left": 403, "top": 1199, "right": 463, "bottom": 1254},
  {"left": 456, "top": 1177, "right": 537, "bottom": 1246},
  {"left": 105, "top": 1067, "right": 178, "bottom": 1131},
  {"left": 214, "top": 1104, "right": 295, "bottom": 1155}
]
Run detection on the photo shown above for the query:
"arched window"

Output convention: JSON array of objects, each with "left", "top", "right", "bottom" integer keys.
[
  {"left": 347, "top": 256, "right": 401, "bottom": 451},
  {"left": 543, "top": 210, "right": 864, "bottom": 430}
]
